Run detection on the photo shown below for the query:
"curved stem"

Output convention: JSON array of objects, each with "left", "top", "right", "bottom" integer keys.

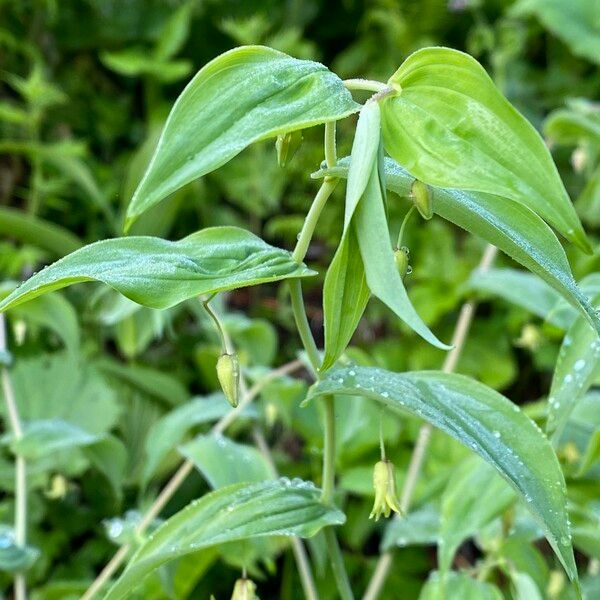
[
  {"left": 396, "top": 205, "right": 416, "bottom": 249},
  {"left": 324, "top": 122, "right": 337, "bottom": 170},
  {"left": 289, "top": 280, "right": 321, "bottom": 374},
  {"left": 361, "top": 244, "right": 498, "bottom": 600},
  {"left": 324, "top": 528, "right": 354, "bottom": 600},
  {"left": 343, "top": 79, "right": 388, "bottom": 94},
  {"left": 202, "top": 297, "right": 233, "bottom": 354},
  {"left": 0, "top": 315, "right": 27, "bottom": 600},
  {"left": 292, "top": 179, "right": 338, "bottom": 264}
]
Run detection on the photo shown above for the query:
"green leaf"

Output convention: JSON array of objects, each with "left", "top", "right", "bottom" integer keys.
[
  {"left": 0, "top": 283, "right": 80, "bottom": 354},
  {"left": 142, "top": 394, "right": 236, "bottom": 486},
  {"left": 125, "top": 45, "right": 359, "bottom": 229},
  {"left": 180, "top": 434, "right": 272, "bottom": 488},
  {"left": 510, "top": 572, "right": 544, "bottom": 600},
  {"left": 96, "top": 358, "right": 189, "bottom": 407},
  {"left": 322, "top": 102, "right": 447, "bottom": 367},
  {"left": 0, "top": 206, "right": 82, "bottom": 257},
  {"left": 105, "top": 479, "right": 345, "bottom": 600},
  {"left": 544, "top": 100, "right": 600, "bottom": 147},
  {"left": 322, "top": 211, "right": 370, "bottom": 371},
  {"left": 83, "top": 435, "right": 128, "bottom": 498},
  {"left": 0, "top": 526, "right": 39, "bottom": 573},
  {"left": 382, "top": 504, "right": 440, "bottom": 551},
  {"left": 314, "top": 157, "right": 600, "bottom": 335},
  {"left": 511, "top": 0, "right": 600, "bottom": 65},
  {"left": 7, "top": 419, "right": 100, "bottom": 459},
  {"left": 308, "top": 366, "right": 578, "bottom": 582},
  {"left": 0, "top": 227, "right": 314, "bottom": 313},
  {"left": 419, "top": 571, "right": 503, "bottom": 600},
  {"left": 153, "top": 1, "right": 193, "bottom": 61},
  {"left": 439, "top": 457, "right": 515, "bottom": 574},
  {"left": 468, "top": 268, "right": 565, "bottom": 325},
  {"left": 547, "top": 296, "right": 600, "bottom": 439},
  {"left": 380, "top": 47, "right": 590, "bottom": 252}
]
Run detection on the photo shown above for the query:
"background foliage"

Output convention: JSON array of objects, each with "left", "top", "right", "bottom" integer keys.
[{"left": 0, "top": 0, "right": 599, "bottom": 598}]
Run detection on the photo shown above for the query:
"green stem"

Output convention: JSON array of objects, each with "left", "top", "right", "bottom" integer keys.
[
  {"left": 289, "top": 280, "right": 320, "bottom": 374},
  {"left": 0, "top": 315, "right": 27, "bottom": 600},
  {"left": 343, "top": 79, "right": 388, "bottom": 93},
  {"left": 396, "top": 205, "right": 415, "bottom": 249},
  {"left": 324, "top": 528, "right": 354, "bottom": 600},
  {"left": 321, "top": 395, "right": 336, "bottom": 504},
  {"left": 324, "top": 121, "right": 337, "bottom": 169},
  {"left": 292, "top": 179, "right": 337, "bottom": 264},
  {"left": 202, "top": 297, "right": 233, "bottom": 354}
]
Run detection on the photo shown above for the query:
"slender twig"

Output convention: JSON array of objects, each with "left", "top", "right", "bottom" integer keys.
[
  {"left": 362, "top": 244, "right": 498, "bottom": 600},
  {"left": 320, "top": 396, "right": 336, "bottom": 505},
  {"left": 81, "top": 359, "right": 304, "bottom": 600},
  {"left": 252, "top": 426, "right": 319, "bottom": 600},
  {"left": 0, "top": 314, "right": 27, "bottom": 600}
]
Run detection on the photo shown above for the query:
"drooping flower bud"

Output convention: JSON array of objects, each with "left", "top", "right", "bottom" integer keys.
[
  {"left": 217, "top": 353, "right": 240, "bottom": 408},
  {"left": 411, "top": 179, "right": 433, "bottom": 220},
  {"left": 394, "top": 246, "right": 411, "bottom": 281},
  {"left": 514, "top": 324, "right": 543, "bottom": 351},
  {"left": 231, "top": 577, "right": 260, "bottom": 600},
  {"left": 369, "top": 459, "right": 401, "bottom": 521},
  {"left": 276, "top": 130, "right": 303, "bottom": 167}
]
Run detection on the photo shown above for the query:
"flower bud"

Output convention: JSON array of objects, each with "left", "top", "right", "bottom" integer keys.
[
  {"left": 394, "top": 246, "right": 410, "bottom": 281},
  {"left": 276, "top": 130, "right": 303, "bottom": 167},
  {"left": 231, "top": 578, "right": 260, "bottom": 600},
  {"left": 217, "top": 353, "right": 240, "bottom": 408},
  {"left": 514, "top": 324, "right": 542, "bottom": 351},
  {"left": 411, "top": 179, "right": 433, "bottom": 220},
  {"left": 369, "top": 459, "right": 401, "bottom": 521}
]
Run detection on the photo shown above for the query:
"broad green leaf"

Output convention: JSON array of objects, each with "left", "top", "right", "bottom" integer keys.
[
  {"left": 439, "top": 457, "right": 515, "bottom": 574},
  {"left": 544, "top": 99, "right": 600, "bottom": 147},
  {"left": 0, "top": 227, "right": 314, "bottom": 313},
  {"left": 314, "top": 157, "right": 600, "bottom": 335},
  {"left": 308, "top": 366, "right": 578, "bottom": 582},
  {"left": 0, "top": 526, "right": 39, "bottom": 572},
  {"left": 322, "top": 102, "right": 447, "bottom": 367},
  {"left": 322, "top": 101, "right": 379, "bottom": 369},
  {"left": 6, "top": 419, "right": 100, "bottom": 459},
  {"left": 547, "top": 296, "right": 600, "bottom": 440},
  {"left": 125, "top": 45, "right": 359, "bottom": 229},
  {"left": 96, "top": 358, "right": 188, "bottom": 407},
  {"left": 83, "top": 435, "right": 128, "bottom": 498},
  {"left": 354, "top": 155, "right": 449, "bottom": 350},
  {"left": 180, "top": 433, "right": 272, "bottom": 488},
  {"left": 0, "top": 283, "right": 80, "bottom": 354},
  {"left": 511, "top": 0, "right": 600, "bottom": 65},
  {"left": 322, "top": 214, "right": 370, "bottom": 371},
  {"left": 382, "top": 504, "right": 440, "bottom": 551},
  {"left": 380, "top": 47, "right": 590, "bottom": 252},
  {"left": 2, "top": 353, "right": 120, "bottom": 436},
  {"left": 510, "top": 572, "right": 544, "bottom": 600},
  {"left": 419, "top": 571, "right": 503, "bottom": 600},
  {"left": 100, "top": 49, "right": 192, "bottom": 83},
  {"left": 468, "top": 268, "right": 565, "bottom": 325},
  {"left": 142, "top": 394, "right": 236, "bottom": 486},
  {"left": 576, "top": 165, "right": 600, "bottom": 228},
  {"left": 0, "top": 206, "right": 82, "bottom": 257},
  {"left": 105, "top": 479, "right": 345, "bottom": 600}
]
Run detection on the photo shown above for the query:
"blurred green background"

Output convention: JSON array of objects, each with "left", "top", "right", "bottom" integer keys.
[{"left": 0, "top": 0, "right": 599, "bottom": 598}]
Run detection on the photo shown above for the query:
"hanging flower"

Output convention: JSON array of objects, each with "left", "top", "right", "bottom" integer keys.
[
  {"left": 217, "top": 352, "right": 240, "bottom": 408},
  {"left": 369, "top": 459, "right": 402, "bottom": 521},
  {"left": 231, "top": 577, "right": 260, "bottom": 600}
]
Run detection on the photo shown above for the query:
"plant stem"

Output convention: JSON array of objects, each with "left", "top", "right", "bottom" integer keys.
[
  {"left": 324, "top": 122, "right": 337, "bottom": 170},
  {"left": 324, "top": 527, "right": 354, "bottom": 600},
  {"left": 252, "top": 426, "right": 319, "bottom": 600},
  {"left": 292, "top": 179, "right": 337, "bottom": 264},
  {"left": 289, "top": 280, "right": 321, "bottom": 374},
  {"left": 0, "top": 314, "right": 27, "bottom": 600},
  {"left": 343, "top": 79, "right": 388, "bottom": 94},
  {"left": 320, "top": 395, "right": 336, "bottom": 504},
  {"left": 81, "top": 359, "right": 304, "bottom": 600},
  {"left": 202, "top": 297, "right": 233, "bottom": 354},
  {"left": 361, "top": 243, "right": 498, "bottom": 600}
]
